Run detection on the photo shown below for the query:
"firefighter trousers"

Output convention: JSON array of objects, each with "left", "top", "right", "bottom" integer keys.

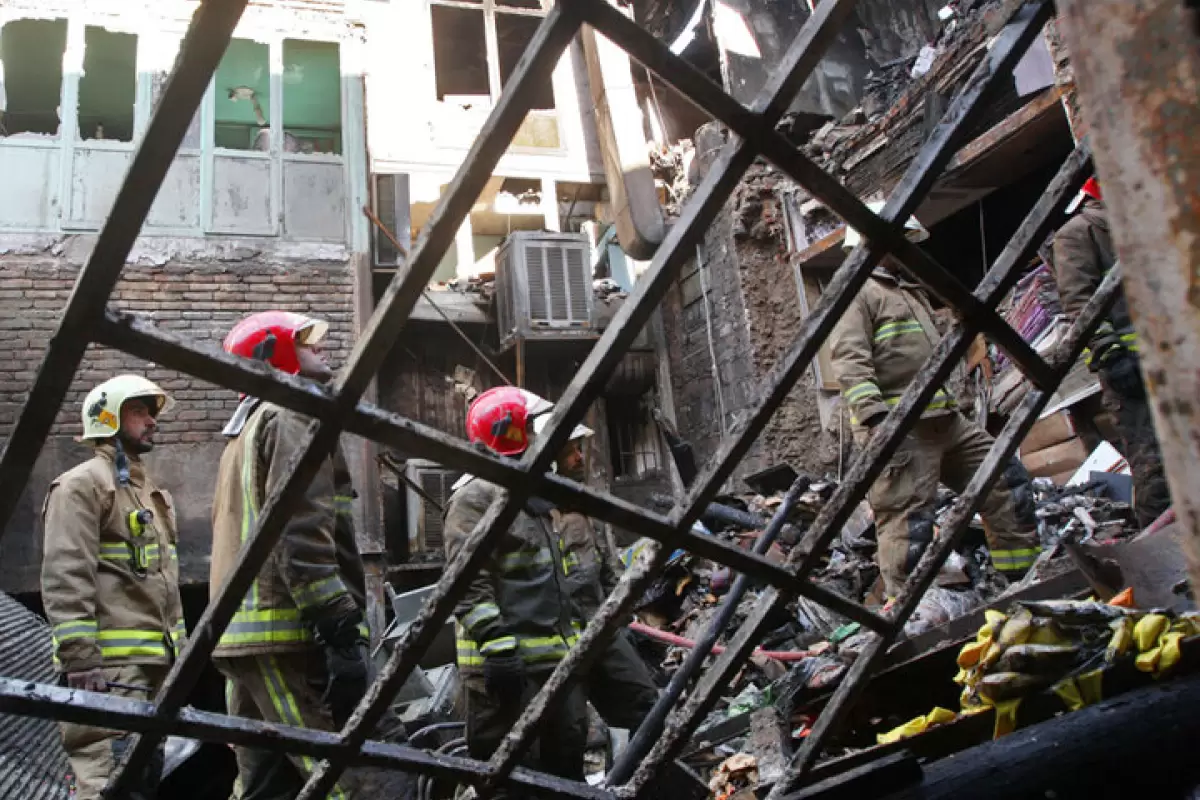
[
  {"left": 1099, "top": 367, "right": 1172, "bottom": 529},
  {"left": 463, "top": 669, "right": 587, "bottom": 797},
  {"left": 217, "top": 650, "right": 413, "bottom": 800},
  {"left": 60, "top": 663, "right": 167, "bottom": 800},
  {"left": 586, "top": 631, "right": 658, "bottom": 731},
  {"left": 866, "top": 413, "right": 1040, "bottom": 597}
]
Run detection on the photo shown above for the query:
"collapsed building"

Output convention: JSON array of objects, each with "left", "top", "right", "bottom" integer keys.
[{"left": 0, "top": 0, "right": 1197, "bottom": 797}]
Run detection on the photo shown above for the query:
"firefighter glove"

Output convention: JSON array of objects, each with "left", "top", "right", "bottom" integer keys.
[
  {"left": 1102, "top": 351, "right": 1144, "bottom": 399},
  {"left": 314, "top": 610, "right": 369, "bottom": 729},
  {"left": 482, "top": 651, "right": 525, "bottom": 699}
]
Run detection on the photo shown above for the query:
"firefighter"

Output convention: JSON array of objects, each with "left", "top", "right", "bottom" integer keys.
[
  {"left": 211, "top": 311, "right": 380, "bottom": 799},
  {"left": 445, "top": 387, "right": 589, "bottom": 788},
  {"left": 1052, "top": 178, "right": 1171, "bottom": 528},
  {"left": 830, "top": 204, "right": 1041, "bottom": 597},
  {"left": 533, "top": 408, "right": 659, "bottom": 733},
  {"left": 41, "top": 374, "right": 184, "bottom": 800}
]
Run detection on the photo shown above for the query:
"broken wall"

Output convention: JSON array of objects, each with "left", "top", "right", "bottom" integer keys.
[
  {"left": 661, "top": 126, "right": 840, "bottom": 487},
  {"left": 0, "top": 250, "right": 357, "bottom": 595}
]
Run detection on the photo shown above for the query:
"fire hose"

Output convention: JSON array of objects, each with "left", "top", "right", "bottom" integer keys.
[{"left": 628, "top": 620, "right": 812, "bottom": 662}]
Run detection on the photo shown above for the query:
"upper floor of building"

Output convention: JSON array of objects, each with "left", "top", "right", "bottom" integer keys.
[{"left": 0, "top": 0, "right": 609, "bottom": 254}]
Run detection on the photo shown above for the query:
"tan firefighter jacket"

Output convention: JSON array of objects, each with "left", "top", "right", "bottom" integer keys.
[
  {"left": 41, "top": 443, "right": 185, "bottom": 674},
  {"left": 210, "top": 400, "right": 363, "bottom": 658},
  {"left": 831, "top": 268, "right": 955, "bottom": 429},
  {"left": 555, "top": 510, "right": 620, "bottom": 619},
  {"left": 1052, "top": 199, "right": 1136, "bottom": 368},
  {"left": 443, "top": 478, "right": 581, "bottom": 676}
]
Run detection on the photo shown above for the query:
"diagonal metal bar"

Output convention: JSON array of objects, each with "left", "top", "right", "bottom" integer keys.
[
  {"left": 766, "top": 263, "right": 1125, "bottom": 797},
  {"left": 93, "top": 309, "right": 883, "bottom": 632},
  {"left": 578, "top": 0, "right": 1056, "bottom": 391},
  {"left": 0, "top": 678, "right": 613, "bottom": 800},
  {"left": 294, "top": 8, "right": 586, "bottom": 798},
  {"left": 0, "top": 0, "right": 249, "bottom": 537},
  {"left": 111, "top": 6, "right": 584, "bottom": 796},
  {"left": 621, "top": 4, "right": 1057, "bottom": 792},
  {"left": 478, "top": 0, "right": 870, "bottom": 787}
]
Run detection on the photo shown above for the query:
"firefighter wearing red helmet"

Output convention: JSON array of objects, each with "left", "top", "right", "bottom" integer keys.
[
  {"left": 1053, "top": 178, "right": 1171, "bottom": 527},
  {"left": 209, "top": 311, "right": 407, "bottom": 798},
  {"left": 447, "top": 386, "right": 590, "bottom": 788}
]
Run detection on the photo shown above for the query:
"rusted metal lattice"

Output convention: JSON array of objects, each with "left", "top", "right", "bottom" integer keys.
[{"left": 0, "top": 0, "right": 1126, "bottom": 797}]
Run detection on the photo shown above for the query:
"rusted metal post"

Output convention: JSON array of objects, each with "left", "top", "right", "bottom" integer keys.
[{"left": 1053, "top": 0, "right": 1200, "bottom": 603}]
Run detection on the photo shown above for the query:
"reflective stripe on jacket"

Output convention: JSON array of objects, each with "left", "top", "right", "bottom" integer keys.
[
  {"left": 443, "top": 478, "right": 581, "bottom": 676},
  {"left": 210, "top": 400, "right": 360, "bottom": 657},
  {"left": 555, "top": 510, "right": 620, "bottom": 620},
  {"left": 831, "top": 269, "right": 956, "bottom": 428},
  {"left": 41, "top": 445, "right": 185, "bottom": 673},
  {"left": 1051, "top": 199, "right": 1136, "bottom": 368}
]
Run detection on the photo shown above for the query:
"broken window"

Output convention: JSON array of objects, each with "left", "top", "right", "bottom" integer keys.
[
  {"left": 496, "top": 12, "right": 555, "bottom": 110},
  {"left": 282, "top": 39, "right": 342, "bottom": 154},
  {"left": 432, "top": 5, "right": 489, "bottom": 103},
  {"left": 374, "top": 173, "right": 412, "bottom": 267},
  {"left": 78, "top": 27, "right": 137, "bottom": 142},
  {"left": 148, "top": 37, "right": 201, "bottom": 149},
  {"left": 213, "top": 38, "right": 270, "bottom": 151},
  {"left": 0, "top": 18, "right": 68, "bottom": 137},
  {"left": 608, "top": 392, "right": 663, "bottom": 480}
]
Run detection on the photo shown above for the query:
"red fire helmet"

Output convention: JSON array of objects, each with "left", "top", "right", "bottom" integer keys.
[
  {"left": 466, "top": 386, "right": 531, "bottom": 456},
  {"left": 1081, "top": 177, "right": 1101, "bottom": 201},
  {"left": 223, "top": 311, "right": 328, "bottom": 375}
]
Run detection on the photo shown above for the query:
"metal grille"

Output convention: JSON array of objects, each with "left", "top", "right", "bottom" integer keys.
[
  {"left": 0, "top": 0, "right": 1139, "bottom": 798},
  {"left": 527, "top": 244, "right": 551, "bottom": 321},
  {"left": 414, "top": 464, "right": 461, "bottom": 552}
]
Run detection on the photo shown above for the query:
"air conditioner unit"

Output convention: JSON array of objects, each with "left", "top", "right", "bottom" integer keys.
[
  {"left": 496, "top": 232, "right": 595, "bottom": 350},
  {"left": 404, "top": 460, "right": 463, "bottom": 557}
]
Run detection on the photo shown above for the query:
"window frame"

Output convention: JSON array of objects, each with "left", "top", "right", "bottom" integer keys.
[{"left": 428, "top": 0, "right": 563, "bottom": 153}]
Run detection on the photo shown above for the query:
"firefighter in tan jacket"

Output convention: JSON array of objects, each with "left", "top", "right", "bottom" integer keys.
[
  {"left": 211, "top": 311, "right": 377, "bottom": 799},
  {"left": 41, "top": 374, "right": 183, "bottom": 800},
  {"left": 830, "top": 204, "right": 1040, "bottom": 597}
]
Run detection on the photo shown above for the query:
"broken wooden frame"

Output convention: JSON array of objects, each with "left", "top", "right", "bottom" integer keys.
[{"left": 0, "top": 0, "right": 1122, "bottom": 797}]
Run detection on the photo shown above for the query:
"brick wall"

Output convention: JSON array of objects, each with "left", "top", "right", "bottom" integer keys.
[
  {"left": 0, "top": 254, "right": 358, "bottom": 594},
  {"left": 0, "top": 258, "right": 356, "bottom": 443}
]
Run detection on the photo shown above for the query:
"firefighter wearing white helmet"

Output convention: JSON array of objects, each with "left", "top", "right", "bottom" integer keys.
[
  {"left": 41, "top": 375, "right": 184, "bottom": 799},
  {"left": 529, "top": 393, "right": 662, "bottom": 735},
  {"left": 830, "top": 203, "right": 1041, "bottom": 596}
]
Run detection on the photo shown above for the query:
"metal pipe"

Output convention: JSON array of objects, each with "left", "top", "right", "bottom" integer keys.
[
  {"left": 609, "top": 477, "right": 808, "bottom": 786},
  {"left": 647, "top": 493, "right": 770, "bottom": 530}
]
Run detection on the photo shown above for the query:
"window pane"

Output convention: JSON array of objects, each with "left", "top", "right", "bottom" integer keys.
[
  {"left": 282, "top": 39, "right": 341, "bottom": 154},
  {"left": 79, "top": 27, "right": 137, "bottom": 142},
  {"left": 0, "top": 18, "right": 68, "bottom": 138},
  {"left": 496, "top": 13, "right": 554, "bottom": 110},
  {"left": 432, "top": 5, "right": 489, "bottom": 101},
  {"left": 497, "top": 0, "right": 544, "bottom": 8},
  {"left": 213, "top": 38, "right": 269, "bottom": 151}
]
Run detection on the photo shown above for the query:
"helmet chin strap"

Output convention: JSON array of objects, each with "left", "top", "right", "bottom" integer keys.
[{"left": 112, "top": 436, "right": 131, "bottom": 486}]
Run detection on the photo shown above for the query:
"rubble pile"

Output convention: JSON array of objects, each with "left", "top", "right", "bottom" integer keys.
[{"left": 622, "top": 461, "right": 1145, "bottom": 788}]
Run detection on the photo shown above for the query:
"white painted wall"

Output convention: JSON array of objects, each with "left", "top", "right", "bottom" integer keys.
[{"left": 0, "top": 0, "right": 360, "bottom": 251}]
